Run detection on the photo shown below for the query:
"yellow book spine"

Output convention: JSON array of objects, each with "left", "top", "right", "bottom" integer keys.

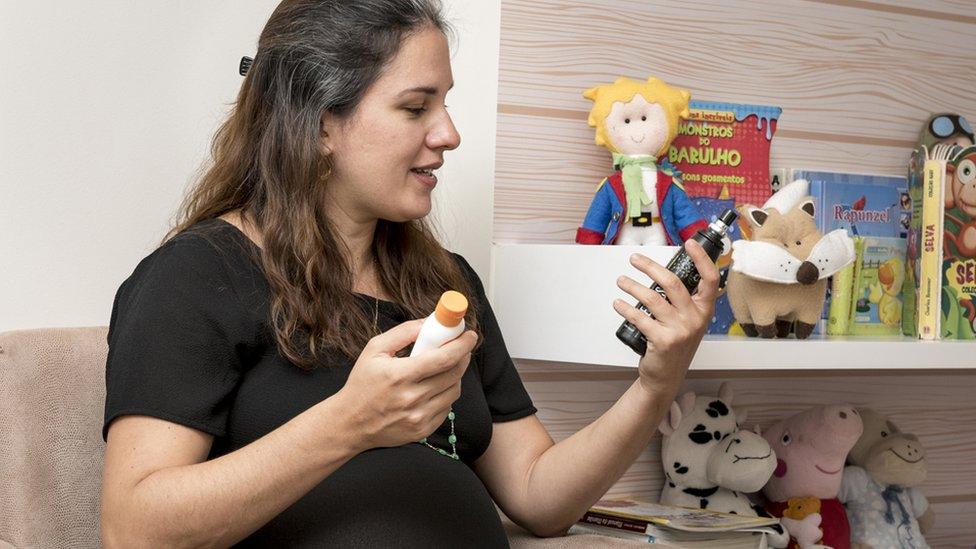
[
  {"left": 827, "top": 237, "right": 862, "bottom": 336},
  {"left": 918, "top": 159, "right": 944, "bottom": 340}
]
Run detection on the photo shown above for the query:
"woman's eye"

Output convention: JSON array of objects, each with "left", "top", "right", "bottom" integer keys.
[{"left": 406, "top": 107, "right": 427, "bottom": 116}]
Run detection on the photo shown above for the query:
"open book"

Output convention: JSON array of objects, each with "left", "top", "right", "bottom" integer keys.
[{"left": 573, "top": 498, "right": 784, "bottom": 548}]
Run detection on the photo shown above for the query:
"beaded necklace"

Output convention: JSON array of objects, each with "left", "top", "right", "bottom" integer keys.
[{"left": 371, "top": 294, "right": 459, "bottom": 460}]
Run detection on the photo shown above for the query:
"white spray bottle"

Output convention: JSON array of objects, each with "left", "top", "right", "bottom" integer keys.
[{"left": 410, "top": 290, "right": 468, "bottom": 357}]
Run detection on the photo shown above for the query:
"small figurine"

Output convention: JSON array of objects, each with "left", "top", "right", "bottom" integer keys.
[{"left": 575, "top": 76, "right": 707, "bottom": 246}]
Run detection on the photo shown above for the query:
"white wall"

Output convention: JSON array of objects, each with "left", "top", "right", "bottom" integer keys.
[{"left": 0, "top": 0, "right": 500, "bottom": 333}]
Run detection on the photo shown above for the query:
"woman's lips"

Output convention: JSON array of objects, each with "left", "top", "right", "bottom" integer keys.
[{"left": 410, "top": 169, "right": 437, "bottom": 189}]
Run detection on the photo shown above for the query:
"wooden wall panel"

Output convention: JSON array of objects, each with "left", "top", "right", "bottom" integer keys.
[
  {"left": 924, "top": 500, "right": 976, "bottom": 549},
  {"left": 495, "top": 0, "right": 976, "bottom": 244},
  {"left": 495, "top": 111, "right": 911, "bottom": 242},
  {"left": 832, "top": 0, "right": 976, "bottom": 21},
  {"left": 517, "top": 363, "right": 976, "bottom": 542}
]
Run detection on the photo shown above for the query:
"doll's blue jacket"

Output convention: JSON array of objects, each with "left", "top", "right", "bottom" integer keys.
[{"left": 575, "top": 169, "right": 707, "bottom": 245}]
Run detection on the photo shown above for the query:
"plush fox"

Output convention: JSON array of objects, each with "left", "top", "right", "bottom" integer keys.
[{"left": 726, "top": 180, "right": 855, "bottom": 339}]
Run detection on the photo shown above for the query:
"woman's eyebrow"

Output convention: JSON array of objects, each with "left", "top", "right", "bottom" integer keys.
[{"left": 396, "top": 83, "right": 455, "bottom": 97}]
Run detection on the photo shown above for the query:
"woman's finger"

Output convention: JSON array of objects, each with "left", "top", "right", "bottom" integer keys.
[
  {"left": 629, "top": 253, "right": 693, "bottom": 311},
  {"left": 617, "top": 274, "right": 675, "bottom": 323},
  {"left": 684, "top": 239, "right": 721, "bottom": 308},
  {"left": 613, "top": 297, "right": 665, "bottom": 344}
]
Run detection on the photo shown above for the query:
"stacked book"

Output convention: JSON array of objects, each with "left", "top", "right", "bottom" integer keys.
[
  {"left": 903, "top": 143, "right": 976, "bottom": 340},
  {"left": 570, "top": 498, "right": 782, "bottom": 548}
]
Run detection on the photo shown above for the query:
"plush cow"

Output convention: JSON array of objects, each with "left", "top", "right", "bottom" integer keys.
[{"left": 659, "top": 383, "right": 789, "bottom": 548}]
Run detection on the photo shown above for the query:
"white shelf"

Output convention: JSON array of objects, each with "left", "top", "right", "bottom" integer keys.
[{"left": 489, "top": 243, "right": 976, "bottom": 371}]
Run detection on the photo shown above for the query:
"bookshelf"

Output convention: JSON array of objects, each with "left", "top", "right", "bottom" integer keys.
[
  {"left": 490, "top": 243, "right": 974, "bottom": 371},
  {"left": 493, "top": 1, "right": 976, "bottom": 543}
]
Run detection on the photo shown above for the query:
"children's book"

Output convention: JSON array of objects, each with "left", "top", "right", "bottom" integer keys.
[
  {"left": 902, "top": 148, "right": 927, "bottom": 338},
  {"left": 850, "top": 237, "right": 907, "bottom": 335},
  {"left": 585, "top": 498, "right": 778, "bottom": 532},
  {"left": 827, "top": 237, "right": 864, "bottom": 336},
  {"left": 801, "top": 171, "right": 908, "bottom": 239},
  {"left": 796, "top": 171, "right": 908, "bottom": 336},
  {"left": 901, "top": 144, "right": 976, "bottom": 340},
  {"left": 671, "top": 101, "right": 782, "bottom": 335},
  {"left": 935, "top": 144, "right": 976, "bottom": 339},
  {"left": 670, "top": 101, "right": 781, "bottom": 208},
  {"left": 573, "top": 498, "right": 780, "bottom": 548}
]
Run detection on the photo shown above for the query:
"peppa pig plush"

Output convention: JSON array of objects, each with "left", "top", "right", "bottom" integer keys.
[{"left": 762, "top": 404, "right": 864, "bottom": 549}]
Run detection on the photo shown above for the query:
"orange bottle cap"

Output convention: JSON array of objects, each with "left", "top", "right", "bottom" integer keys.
[{"left": 435, "top": 290, "right": 468, "bottom": 327}]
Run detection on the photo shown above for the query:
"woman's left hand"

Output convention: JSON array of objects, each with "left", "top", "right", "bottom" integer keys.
[{"left": 613, "top": 240, "right": 720, "bottom": 396}]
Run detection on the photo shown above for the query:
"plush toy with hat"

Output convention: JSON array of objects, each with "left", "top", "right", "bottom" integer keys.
[
  {"left": 726, "top": 179, "right": 856, "bottom": 339},
  {"left": 838, "top": 408, "right": 933, "bottom": 549},
  {"left": 659, "top": 382, "right": 789, "bottom": 548},
  {"left": 575, "top": 76, "right": 707, "bottom": 246},
  {"left": 762, "top": 404, "right": 864, "bottom": 549}
]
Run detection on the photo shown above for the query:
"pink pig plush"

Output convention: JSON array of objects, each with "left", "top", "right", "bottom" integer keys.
[{"left": 762, "top": 405, "right": 863, "bottom": 549}]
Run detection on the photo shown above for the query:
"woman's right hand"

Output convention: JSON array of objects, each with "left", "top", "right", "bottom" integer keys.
[{"left": 336, "top": 319, "right": 477, "bottom": 451}]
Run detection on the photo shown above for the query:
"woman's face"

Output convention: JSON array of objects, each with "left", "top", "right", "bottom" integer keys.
[{"left": 321, "top": 27, "right": 460, "bottom": 223}]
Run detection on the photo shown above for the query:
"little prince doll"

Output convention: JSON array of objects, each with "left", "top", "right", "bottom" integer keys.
[{"left": 576, "top": 76, "right": 707, "bottom": 246}]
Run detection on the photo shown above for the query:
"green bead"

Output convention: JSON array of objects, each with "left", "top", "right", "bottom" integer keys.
[
  {"left": 447, "top": 411, "right": 455, "bottom": 421},
  {"left": 437, "top": 448, "right": 448, "bottom": 455},
  {"left": 448, "top": 435, "right": 457, "bottom": 444},
  {"left": 419, "top": 438, "right": 427, "bottom": 444}
]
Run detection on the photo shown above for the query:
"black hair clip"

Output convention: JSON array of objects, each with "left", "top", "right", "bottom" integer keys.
[{"left": 239, "top": 56, "right": 254, "bottom": 76}]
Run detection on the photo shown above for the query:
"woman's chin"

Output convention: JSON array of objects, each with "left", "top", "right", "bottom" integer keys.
[{"left": 385, "top": 199, "right": 432, "bottom": 222}]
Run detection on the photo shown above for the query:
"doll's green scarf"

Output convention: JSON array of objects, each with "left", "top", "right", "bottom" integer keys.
[{"left": 613, "top": 153, "right": 656, "bottom": 220}]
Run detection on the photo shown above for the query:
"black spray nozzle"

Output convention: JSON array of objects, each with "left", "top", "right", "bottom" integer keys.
[
  {"left": 718, "top": 208, "right": 738, "bottom": 227},
  {"left": 239, "top": 56, "right": 254, "bottom": 76}
]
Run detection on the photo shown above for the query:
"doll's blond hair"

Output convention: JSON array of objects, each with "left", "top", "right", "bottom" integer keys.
[{"left": 583, "top": 76, "right": 691, "bottom": 156}]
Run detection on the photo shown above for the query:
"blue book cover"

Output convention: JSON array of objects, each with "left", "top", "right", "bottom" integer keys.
[
  {"left": 797, "top": 171, "right": 909, "bottom": 334},
  {"left": 690, "top": 195, "right": 741, "bottom": 335},
  {"left": 799, "top": 171, "right": 909, "bottom": 238}
]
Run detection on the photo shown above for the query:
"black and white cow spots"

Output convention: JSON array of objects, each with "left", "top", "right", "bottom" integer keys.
[
  {"left": 689, "top": 424, "right": 721, "bottom": 445},
  {"left": 706, "top": 400, "right": 730, "bottom": 418},
  {"left": 658, "top": 383, "right": 790, "bottom": 548}
]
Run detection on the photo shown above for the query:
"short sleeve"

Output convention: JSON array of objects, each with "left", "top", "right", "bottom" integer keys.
[
  {"left": 838, "top": 465, "right": 870, "bottom": 504},
  {"left": 453, "top": 254, "right": 537, "bottom": 422},
  {"left": 908, "top": 486, "right": 929, "bottom": 517},
  {"left": 102, "top": 235, "right": 248, "bottom": 441}
]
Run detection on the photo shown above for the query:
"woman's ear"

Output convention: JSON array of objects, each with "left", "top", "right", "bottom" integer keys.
[{"left": 319, "top": 112, "right": 338, "bottom": 155}]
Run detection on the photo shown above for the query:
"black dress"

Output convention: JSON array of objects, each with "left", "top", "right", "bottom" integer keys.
[{"left": 103, "top": 218, "right": 537, "bottom": 548}]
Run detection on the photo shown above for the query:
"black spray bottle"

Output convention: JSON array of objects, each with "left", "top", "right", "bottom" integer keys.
[{"left": 616, "top": 208, "right": 738, "bottom": 356}]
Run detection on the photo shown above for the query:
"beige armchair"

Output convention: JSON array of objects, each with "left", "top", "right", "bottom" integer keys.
[
  {"left": 0, "top": 327, "right": 635, "bottom": 548},
  {"left": 0, "top": 327, "right": 108, "bottom": 548}
]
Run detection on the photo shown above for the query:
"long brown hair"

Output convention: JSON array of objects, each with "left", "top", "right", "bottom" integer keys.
[{"left": 163, "top": 0, "right": 479, "bottom": 369}]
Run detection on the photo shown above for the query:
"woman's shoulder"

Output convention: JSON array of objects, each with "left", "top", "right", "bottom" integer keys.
[{"left": 122, "top": 219, "right": 255, "bottom": 296}]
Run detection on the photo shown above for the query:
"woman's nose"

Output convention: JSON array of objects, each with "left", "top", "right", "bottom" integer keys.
[{"left": 428, "top": 111, "right": 461, "bottom": 151}]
